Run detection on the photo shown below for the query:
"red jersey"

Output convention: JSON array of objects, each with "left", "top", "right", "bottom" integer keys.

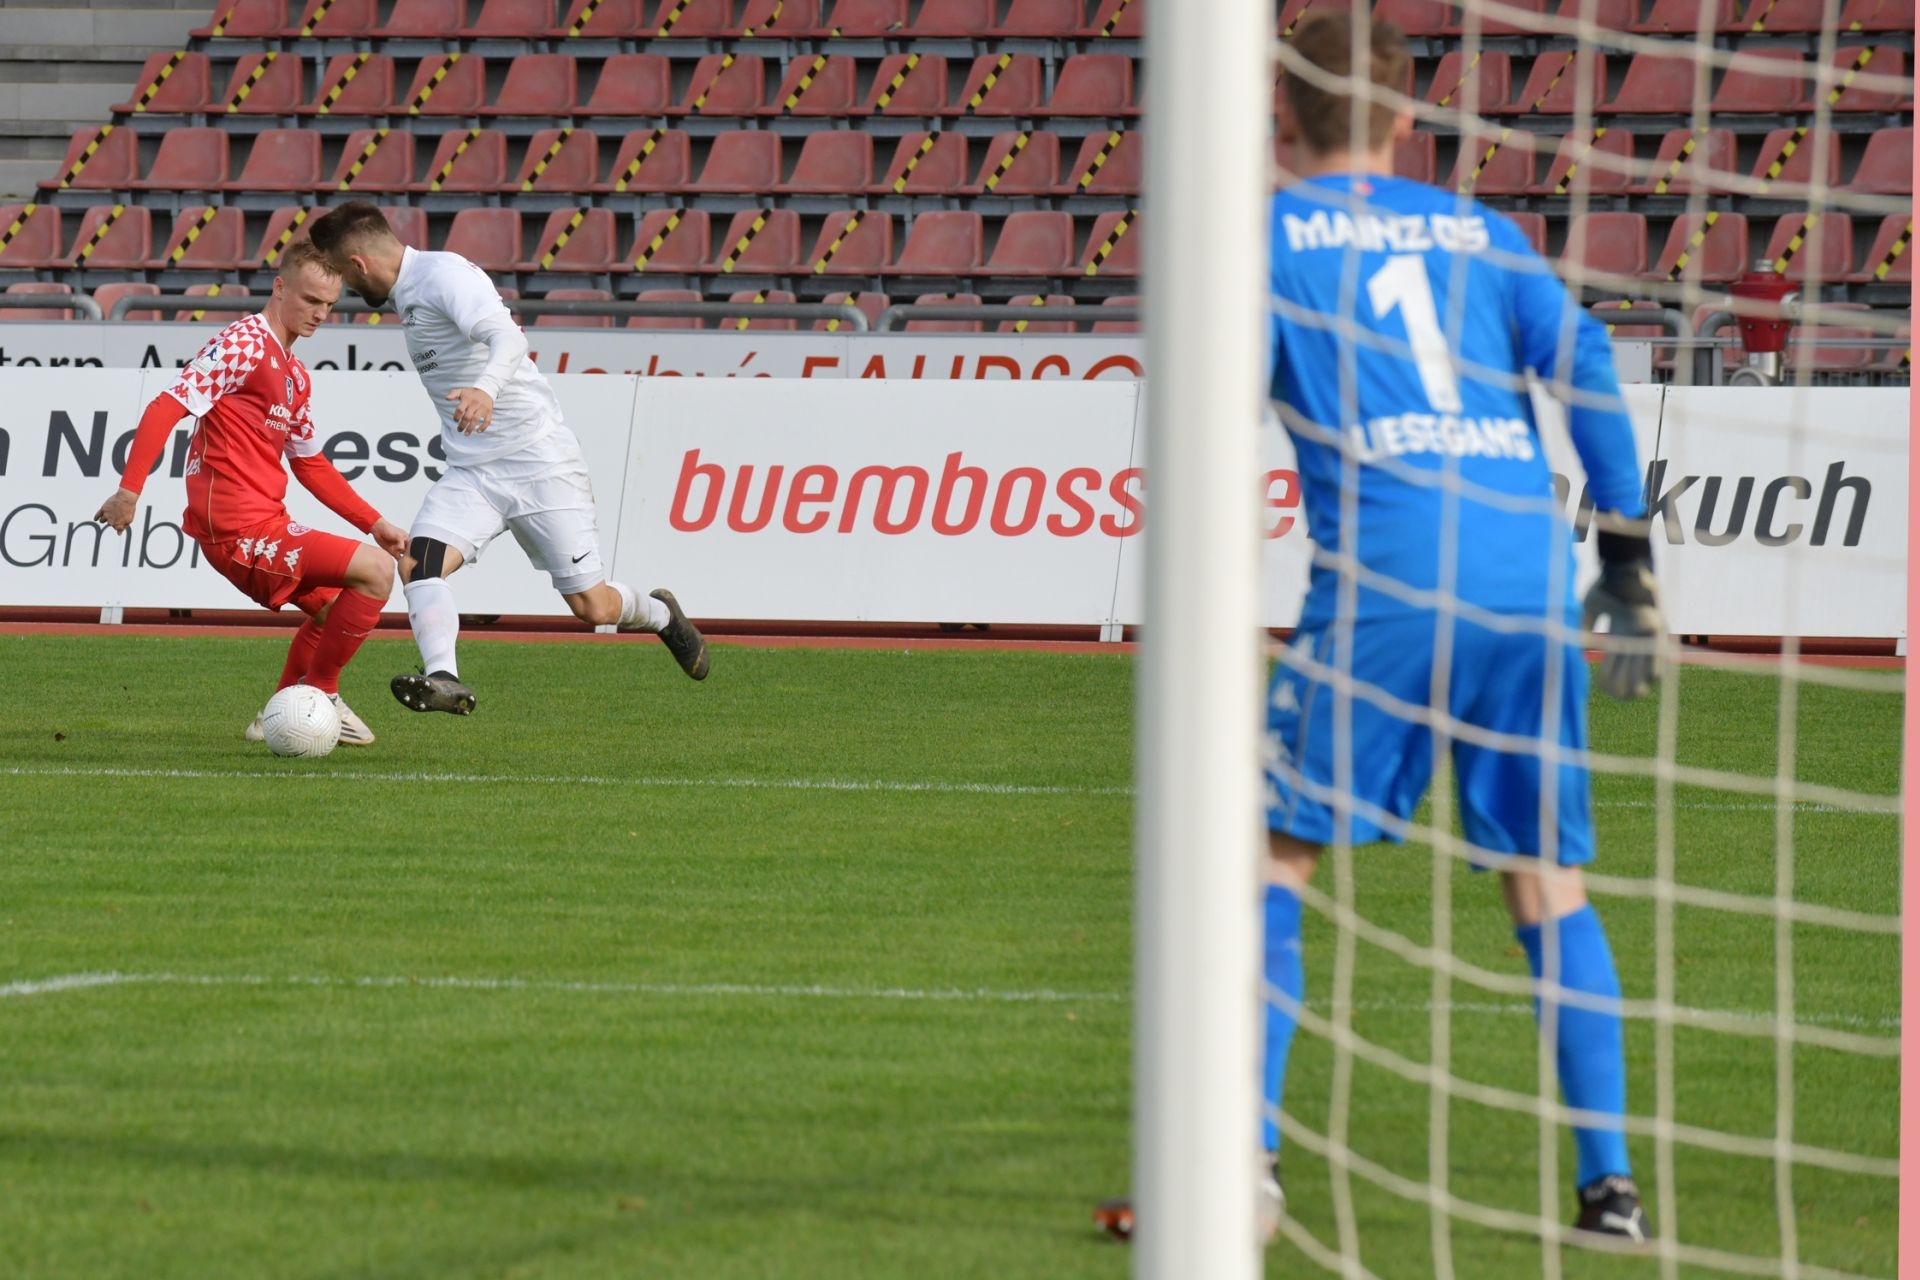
[{"left": 167, "top": 312, "right": 322, "bottom": 541}]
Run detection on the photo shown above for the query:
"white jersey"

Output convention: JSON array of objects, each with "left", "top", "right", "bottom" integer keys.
[{"left": 388, "top": 246, "right": 563, "bottom": 467}]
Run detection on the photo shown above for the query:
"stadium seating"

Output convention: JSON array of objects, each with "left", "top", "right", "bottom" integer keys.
[
  {"left": 1634, "top": 0, "right": 1740, "bottom": 32},
  {"left": 1647, "top": 212, "right": 1749, "bottom": 284},
  {"left": 443, "top": 207, "right": 522, "bottom": 271},
  {"left": 300, "top": 55, "right": 397, "bottom": 117},
  {"left": 580, "top": 56, "right": 675, "bottom": 115},
  {"left": 460, "top": 0, "right": 553, "bottom": 37},
  {"left": 672, "top": 55, "right": 767, "bottom": 117},
  {"left": 1561, "top": 211, "right": 1650, "bottom": 285},
  {"left": 231, "top": 130, "right": 323, "bottom": 193},
  {"left": 532, "top": 286, "right": 613, "bottom": 328},
  {"left": 742, "top": 0, "right": 829, "bottom": 37},
  {"left": 1748, "top": 127, "right": 1840, "bottom": 195},
  {"left": 483, "top": 55, "right": 577, "bottom": 117},
  {"left": 0, "top": 281, "right": 78, "bottom": 320},
  {"left": 0, "top": 204, "right": 66, "bottom": 269},
  {"left": 710, "top": 208, "right": 802, "bottom": 274},
  {"left": 816, "top": 290, "right": 890, "bottom": 331},
  {"left": 1376, "top": 0, "right": 1452, "bottom": 35},
  {"left": 1049, "top": 55, "right": 1137, "bottom": 116},
  {"left": 1504, "top": 51, "right": 1607, "bottom": 115},
  {"left": 382, "top": 0, "right": 464, "bottom": 37},
  {"left": 654, "top": 0, "right": 737, "bottom": 37},
  {"left": 824, "top": 0, "right": 908, "bottom": 37},
  {"left": 1092, "top": 293, "right": 1139, "bottom": 333},
  {"left": 1474, "top": 0, "right": 1546, "bottom": 36},
  {"left": 1848, "top": 214, "right": 1913, "bottom": 284},
  {"left": 1853, "top": 127, "right": 1913, "bottom": 194},
  {"left": 112, "top": 52, "right": 213, "bottom": 115},
  {"left": 401, "top": 54, "right": 490, "bottom": 116},
  {"left": 547, "top": 0, "right": 646, "bottom": 37},
  {"left": 1761, "top": 212, "right": 1854, "bottom": 283},
  {"left": 1057, "top": 130, "right": 1141, "bottom": 196},
  {"left": 626, "top": 287, "right": 704, "bottom": 328},
  {"left": 625, "top": 209, "right": 713, "bottom": 273},
  {"left": 194, "top": 0, "right": 284, "bottom": 39},
  {"left": 1450, "top": 129, "right": 1537, "bottom": 196},
  {"left": 780, "top": 131, "right": 875, "bottom": 194},
  {"left": 325, "top": 129, "right": 417, "bottom": 193},
  {"left": 905, "top": 292, "right": 984, "bottom": 332},
  {"left": 875, "top": 132, "right": 970, "bottom": 194},
  {"left": 984, "top": 211, "right": 1077, "bottom": 275},
  {"left": 975, "top": 131, "right": 1061, "bottom": 196},
  {"left": 890, "top": 211, "right": 985, "bottom": 274},
  {"left": 597, "top": 129, "right": 692, "bottom": 192},
  {"left": 63, "top": 205, "right": 153, "bottom": 270},
  {"left": 1000, "top": 0, "right": 1087, "bottom": 36},
  {"left": 999, "top": 294, "right": 1076, "bottom": 333},
  {"left": 950, "top": 54, "right": 1044, "bottom": 116},
  {"left": 862, "top": 54, "right": 949, "bottom": 115},
  {"left": 1818, "top": 47, "right": 1909, "bottom": 112},
  {"left": 92, "top": 281, "right": 164, "bottom": 321},
  {"left": 766, "top": 55, "right": 861, "bottom": 117},
  {"left": 39, "top": 127, "right": 140, "bottom": 193},
  {"left": 1082, "top": 0, "right": 1141, "bottom": 38},
  {"left": 511, "top": 128, "right": 600, "bottom": 193},
  {"left": 153, "top": 205, "right": 249, "bottom": 269},
  {"left": 219, "top": 52, "right": 303, "bottom": 115},
  {"left": 413, "top": 129, "right": 510, "bottom": 193},
  {"left": 131, "top": 129, "right": 229, "bottom": 193},
  {"left": 1531, "top": 128, "right": 1635, "bottom": 196},
  {"left": 1606, "top": 50, "right": 1701, "bottom": 114},
  {"left": 1787, "top": 302, "right": 1879, "bottom": 373},
  {"left": 1710, "top": 47, "right": 1805, "bottom": 113},
  {"left": 288, "top": 0, "right": 378, "bottom": 36},
  {"left": 1424, "top": 50, "right": 1512, "bottom": 115},
  {"left": 519, "top": 207, "right": 618, "bottom": 272},
  {"left": 1509, "top": 211, "right": 1548, "bottom": 256},
  {"left": 806, "top": 210, "right": 895, "bottom": 273},
  {"left": 1629, "top": 127, "right": 1736, "bottom": 195},
  {"left": 724, "top": 289, "right": 799, "bottom": 331},
  {"left": 1393, "top": 132, "right": 1436, "bottom": 186},
  {"left": 1079, "top": 209, "right": 1139, "bottom": 276},
  {"left": 692, "top": 132, "right": 783, "bottom": 194},
  {"left": 911, "top": 0, "right": 996, "bottom": 36}
]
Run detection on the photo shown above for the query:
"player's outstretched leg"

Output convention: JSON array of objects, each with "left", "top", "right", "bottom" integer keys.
[
  {"left": 647, "top": 588, "right": 709, "bottom": 681},
  {"left": 392, "top": 670, "right": 477, "bottom": 715},
  {"left": 395, "top": 535, "right": 476, "bottom": 715}
]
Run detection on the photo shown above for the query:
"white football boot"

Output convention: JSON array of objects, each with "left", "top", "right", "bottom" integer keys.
[
  {"left": 330, "top": 694, "right": 375, "bottom": 746},
  {"left": 244, "top": 714, "right": 266, "bottom": 742}
]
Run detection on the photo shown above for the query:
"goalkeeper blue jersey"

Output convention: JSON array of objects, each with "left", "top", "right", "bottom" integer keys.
[{"left": 1268, "top": 174, "right": 1646, "bottom": 628}]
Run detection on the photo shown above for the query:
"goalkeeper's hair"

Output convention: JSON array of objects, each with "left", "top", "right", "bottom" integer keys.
[
  {"left": 1283, "top": 12, "right": 1410, "bottom": 155},
  {"left": 307, "top": 200, "right": 396, "bottom": 260},
  {"left": 274, "top": 239, "right": 338, "bottom": 283}
]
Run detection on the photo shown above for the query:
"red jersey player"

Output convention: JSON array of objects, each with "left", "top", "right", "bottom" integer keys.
[{"left": 93, "top": 242, "right": 409, "bottom": 745}]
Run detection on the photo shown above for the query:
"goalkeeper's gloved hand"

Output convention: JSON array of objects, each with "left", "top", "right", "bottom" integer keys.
[{"left": 1582, "top": 524, "right": 1663, "bottom": 701}]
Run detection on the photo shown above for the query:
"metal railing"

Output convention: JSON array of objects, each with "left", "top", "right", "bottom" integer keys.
[
  {"left": 102, "top": 292, "right": 871, "bottom": 330},
  {"left": 0, "top": 293, "right": 104, "bottom": 320},
  {"left": 874, "top": 301, "right": 1139, "bottom": 331}
]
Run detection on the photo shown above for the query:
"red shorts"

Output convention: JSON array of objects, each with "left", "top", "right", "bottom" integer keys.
[{"left": 197, "top": 512, "right": 358, "bottom": 614}]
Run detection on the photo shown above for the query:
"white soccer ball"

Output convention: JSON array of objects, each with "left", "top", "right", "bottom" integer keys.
[{"left": 260, "top": 684, "right": 342, "bottom": 758}]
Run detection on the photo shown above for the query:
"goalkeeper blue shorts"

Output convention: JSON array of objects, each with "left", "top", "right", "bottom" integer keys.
[{"left": 1264, "top": 610, "right": 1595, "bottom": 866}]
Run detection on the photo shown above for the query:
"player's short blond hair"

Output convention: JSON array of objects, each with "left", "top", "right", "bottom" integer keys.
[
  {"left": 1283, "top": 13, "right": 1410, "bottom": 156},
  {"left": 276, "top": 239, "right": 339, "bottom": 283}
]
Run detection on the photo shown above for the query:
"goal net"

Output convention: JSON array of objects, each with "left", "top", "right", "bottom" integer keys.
[{"left": 1240, "top": 2, "right": 1910, "bottom": 1278}]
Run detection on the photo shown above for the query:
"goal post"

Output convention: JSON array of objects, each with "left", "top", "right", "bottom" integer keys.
[{"left": 1133, "top": 0, "right": 1271, "bottom": 1276}]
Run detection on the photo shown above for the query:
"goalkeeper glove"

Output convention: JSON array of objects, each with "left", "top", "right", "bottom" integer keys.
[{"left": 1582, "top": 525, "right": 1663, "bottom": 701}]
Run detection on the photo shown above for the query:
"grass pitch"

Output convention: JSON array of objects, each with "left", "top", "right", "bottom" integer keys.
[{"left": 0, "top": 633, "right": 1899, "bottom": 1279}]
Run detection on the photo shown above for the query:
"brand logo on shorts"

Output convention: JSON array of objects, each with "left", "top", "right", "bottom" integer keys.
[{"left": 571, "top": 551, "right": 591, "bottom": 564}]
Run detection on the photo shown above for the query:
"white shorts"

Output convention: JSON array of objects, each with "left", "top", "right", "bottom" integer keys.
[{"left": 412, "top": 428, "right": 607, "bottom": 594}]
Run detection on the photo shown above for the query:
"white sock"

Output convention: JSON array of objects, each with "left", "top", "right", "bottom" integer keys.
[
  {"left": 612, "top": 581, "right": 669, "bottom": 633},
  {"left": 404, "top": 578, "right": 461, "bottom": 676}
]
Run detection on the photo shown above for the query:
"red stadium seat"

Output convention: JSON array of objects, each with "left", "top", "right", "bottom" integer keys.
[
  {"left": 92, "top": 281, "right": 164, "bottom": 321},
  {"left": 1628, "top": 126, "right": 1735, "bottom": 194},
  {"left": 1847, "top": 214, "right": 1913, "bottom": 283},
  {"left": 805, "top": 210, "right": 894, "bottom": 273},
  {"left": 873, "top": 131, "right": 969, "bottom": 194},
  {"left": 1079, "top": 209, "right": 1139, "bottom": 277},
  {"left": 1377, "top": 0, "right": 1452, "bottom": 34},
  {"left": 974, "top": 130, "right": 1061, "bottom": 195},
  {"left": 1423, "top": 50, "right": 1511, "bottom": 114},
  {"left": 1787, "top": 302, "right": 1877, "bottom": 373},
  {"left": 39, "top": 125, "right": 140, "bottom": 192},
  {"left": 1556, "top": 0, "right": 1633, "bottom": 30},
  {"left": 986, "top": 211, "right": 1076, "bottom": 275},
  {"left": 1048, "top": 54, "right": 1136, "bottom": 116},
  {"left": 723, "top": 289, "right": 798, "bottom": 331},
  {"left": 230, "top": 129, "right": 322, "bottom": 191},
  {"left": 549, "top": 0, "right": 646, "bottom": 36},
  {"left": 779, "top": 131, "right": 873, "bottom": 193},
  {"left": 132, "top": 128, "right": 229, "bottom": 191},
  {"left": 1393, "top": 131, "right": 1435, "bottom": 185},
  {"left": 1083, "top": 0, "right": 1142, "bottom": 36},
  {"left": 1710, "top": 47, "right": 1804, "bottom": 112},
  {"left": 0, "top": 282, "right": 77, "bottom": 321},
  {"left": 1503, "top": 50, "right": 1606, "bottom": 115},
  {"left": 766, "top": 54, "right": 859, "bottom": 116},
  {"left": 1530, "top": 127, "right": 1633, "bottom": 195},
  {"left": 1853, "top": 127, "right": 1913, "bottom": 193},
  {"left": 1474, "top": 0, "right": 1547, "bottom": 36},
  {"left": 254, "top": 206, "right": 312, "bottom": 267},
  {"left": 581, "top": 55, "right": 673, "bottom": 114},
  {"left": 672, "top": 54, "right": 767, "bottom": 116},
  {"left": 483, "top": 54, "right": 576, "bottom": 116},
  {"left": 1560, "top": 211, "right": 1649, "bottom": 286},
  {"left": 862, "top": 53, "right": 949, "bottom": 115},
  {"left": 1450, "top": 128, "right": 1537, "bottom": 195},
  {"left": 625, "top": 289, "right": 704, "bottom": 329},
  {"left": 288, "top": 0, "right": 377, "bottom": 36},
  {"left": 460, "top": 0, "right": 553, "bottom": 36},
  {"left": 414, "top": 128, "right": 510, "bottom": 191},
  {"left": 113, "top": 52, "right": 213, "bottom": 115},
  {"left": 1748, "top": 126, "right": 1840, "bottom": 194},
  {"left": 381, "top": 205, "right": 430, "bottom": 249},
  {"left": 906, "top": 292, "right": 983, "bottom": 332},
  {"left": 999, "top": 294, "right": 1076, "bottom": 333},
  {"left": 1816, "top": 46, "right": 1909, "bottom": 111},
  {"left": 302, "top": 54, "right": 397, "bottom": 116},
  {"left": 890, "top": 211, "right": 984, "bottom": 274},
  {"left": 219, "top": 52, "right": 304, "bottom": 114},
  {"left": 443, "top": 208, "right": 522, "bottom": 271},
  {"left": 998, "top": 0, "right": 1084, "bottom": 35},
  {"left": 1840, "top": 0, "right": 1913, "bottom": 29},
  {"left": 598, "top": 128, "right": 692, "bottom": 192},
  {"left": 1508, "top": 211, "right": 1547, "bottom": 256},
  {"left": 1605, "top": 50, "right": 1703, "bottom": 114},
  {"left": 1092, "top": 293, "right": 1138, "bottom": 333},
  {"left": 692, "top": 131, "right": 782, "bottom": 193},
  {"left": 194, "top": 0, "right": 285, "bottom": 39},
  {"left": 1761, "top": 212, "right": 1853, "bottom": 283},
  {"left": 823, "top": 0, "right": 906, "bottom": 34},
  {"left": 324, "top": 128, "right": 416, "bottom": 193},
  {"left": 624, "top": 209, "right": 713, "bottom": 273},
  {"left": 1736, "top": 0, "right": 1831, "bottom": 30},
  {"left": 1056, "top": 128, "right": 1140, "bottom": 195},
  {"left": 511, "top": 127, "right": 600, "bottom": 192},
  {"left": 382, "top": 0, "right": 464, "bottom": 35},
  {"left": 402, "top": 54, "right": 489, "bottom": 115},
  {"left": 1646, "top": 212, "right": 1749, "bottom": 284},
  {"left": 1633, "top": 0, "right": 1739, "bottom": 31},
  {"left": 741, "top": 0, "right": 828, "bottom": 35},
  {"left": 653, "top": 0, "right": 735, "bottom": 35},
  {"left": 0, "top": 204, "right": 64, "bottom": 268},
  {"left": 950, "top": 53, "right": 1044, "bottom": 117},
  {"left": 520, "top": 207, "right": 618, "bottom": 272},
  {"left": 816, "top": 290, "right": 889, "bottom": 331},
  {"left": 711, "top": 208, "right": 801, "bottom": 274},
  {"left": 912, "top": 0, "right": 994, "bottom": 34},
  {"left": 533, "top": 286, "right": 612, "bottom": 328},
  {"left": 153, "top": 206, "right": 249, "bottom": 270}
]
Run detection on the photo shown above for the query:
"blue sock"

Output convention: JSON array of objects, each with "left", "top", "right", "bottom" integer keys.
[
  {"left": 1262, "top": 884, "right": 1305, "bottom": 1156},
  {"left": 1516, "top": 903, "right": 1631, "bottom": 1188}
]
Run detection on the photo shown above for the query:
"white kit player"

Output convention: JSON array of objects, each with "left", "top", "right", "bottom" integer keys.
[{"left": 307, "top": 202, "right": 709, "bottom": 715}]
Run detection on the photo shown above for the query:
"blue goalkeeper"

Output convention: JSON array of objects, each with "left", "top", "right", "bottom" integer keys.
[{"left": 1099, "top": 12, "right": 1663, "bottom": 1247}]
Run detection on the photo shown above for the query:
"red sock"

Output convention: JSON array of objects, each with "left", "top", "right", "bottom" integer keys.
[
  {"left": 277, "top": 617, "right": 326, "bottom": 690},
  {"left": 303, "top": 589, "right": 385, "bottom": 695}
]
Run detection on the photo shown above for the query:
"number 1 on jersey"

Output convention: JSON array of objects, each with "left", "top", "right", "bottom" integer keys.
[{"left": 1367, "top": 254, "right": 1464, "bottom": 414}]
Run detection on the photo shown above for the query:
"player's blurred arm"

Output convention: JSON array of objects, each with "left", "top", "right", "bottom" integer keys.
[
  {"left": 94, "top": 392, "right": 190, "bottom": 533},
  {"left": 1506, "top": 234, "right": 1661, "bottom": 699}
]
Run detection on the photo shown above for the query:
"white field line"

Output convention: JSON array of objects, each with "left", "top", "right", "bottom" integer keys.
[
  {"left": 0, "top": 765, "right": 1895, "bottom": 816},
  {"left": 0, "top": 972, "right": 1897, "bottom": 1031}
]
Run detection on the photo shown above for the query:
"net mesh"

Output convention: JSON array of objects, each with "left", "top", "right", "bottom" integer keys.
[{"left": 1260, "top": 2, "right": 1906, "bottom": 1276}]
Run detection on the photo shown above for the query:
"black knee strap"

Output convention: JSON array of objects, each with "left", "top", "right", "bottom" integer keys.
[{"left": 408, "top": 536, "right": 450, "bottom": 583}]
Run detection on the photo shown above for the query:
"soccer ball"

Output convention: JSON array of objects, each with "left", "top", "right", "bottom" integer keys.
[{"left": 260, "top": 684, "right": 342, "bottom": 758}]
